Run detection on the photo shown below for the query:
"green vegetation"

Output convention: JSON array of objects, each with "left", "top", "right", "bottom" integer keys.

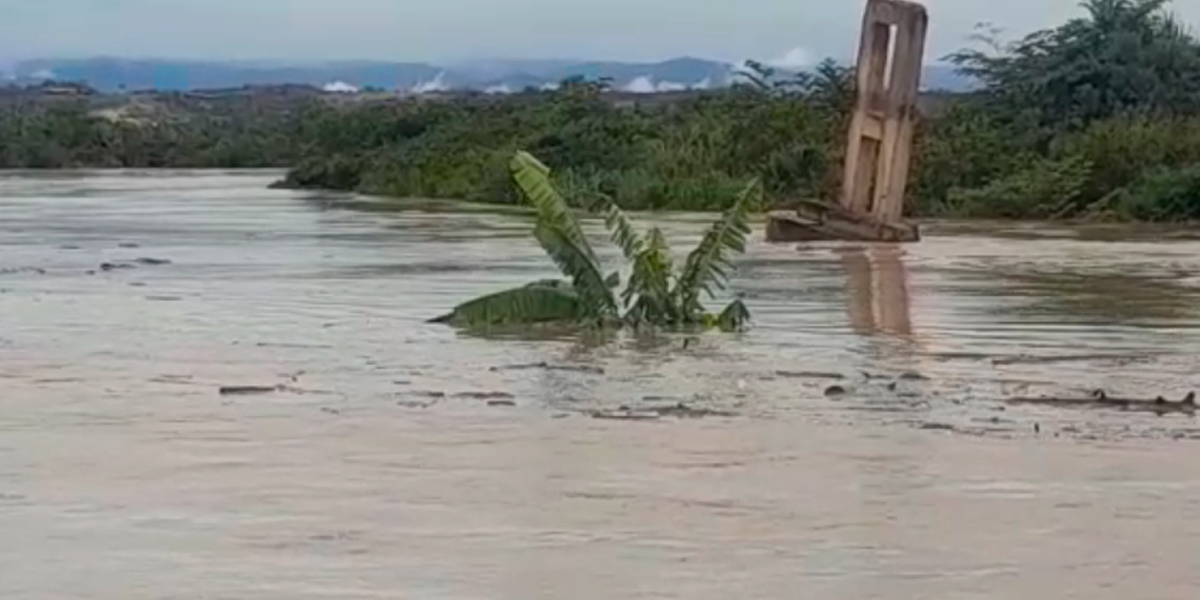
[
  {"left": 431, "top": 151, "right": 755, "bottom": 331},
  {"left": 281, "top": 0, "right": 1200, "bottom": 221},
  {"left": 277, "top": 71, "right": 851, "bottom": 211},
  {"left": 4, "top": 1, "right": 1199, "bottom": 222},
  {"left": 0, "top": 93, "right": 317, "bottom": 168},
  {"left": 914, "top": 0, "right": 1200, "bottom": 221}
]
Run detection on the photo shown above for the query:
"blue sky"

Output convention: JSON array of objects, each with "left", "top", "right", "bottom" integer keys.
[{"left": 1, "top": 0, "right": 1197, "bottom": 65}]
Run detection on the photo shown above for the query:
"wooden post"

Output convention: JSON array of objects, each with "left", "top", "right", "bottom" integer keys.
[{"left": 839, "top": 0, "right": 928, "bottom": 223}]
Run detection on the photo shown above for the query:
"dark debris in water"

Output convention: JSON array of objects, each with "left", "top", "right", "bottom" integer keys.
[
  {"left": 591, "top": 402, "right": 737, "bottom": 421},
  {"left": 1007, "top": 390, "right": 1197, "bottom": 415},
  {"left": 0, "top": 267, "right": 46, "bottom": 276},
  {"left": 919, "top": 422, "right": 956, "bottom": 431},
  {"left": 411, "top": 391, "right": 447, "bottom": 399},
  {"left": 218, "top": 385, "right": 279, "bottom": 396},
  {"left": 650, "top": 402, "right": 737, "bottom": 419},
  {"left": 491, "top": 362, "right": 606, "bottom": 376},
  {"left": 98, "top": 258, "right": 172, "bottom": 272},
  {"left": 824, "top": 385, "right": 848, "bottom": 398},
  {"left": 775, "top": 370, "right": 845, "bottom": 380},
  {"left": 590, "top": 408, "right": 662, "bottom": 421},
  {"left": 992, "top": 353, "right": 1157, "bottom": 366},
  {"left": 453, "top": 391, "right": 516, "bottom": 400}
]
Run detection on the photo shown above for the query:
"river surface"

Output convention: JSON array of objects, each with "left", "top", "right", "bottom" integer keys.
[{"left": 2, "top": 171, "right": 1199, "bottom": 599}]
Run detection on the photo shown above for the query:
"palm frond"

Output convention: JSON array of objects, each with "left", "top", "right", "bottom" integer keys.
[
  {"left": 673, "top": 178, "right": 760, "bottom": 317},
  {"left": 430, "top": 280, "right": 583, "bottom": 327},
  {"left": 511, "top": 150, "right": 617, "bottom": 319},
  {"left": 511, "top": 151, "right": 597, "bottom": 262},
  {"left": 622, "top": 226, "right": 678, "bottom": 327},
  {"left": 715, "top": 299, "right": 751, "bottom": 332},
  {"left": 592, "top": 194, "right": 645, "bottom": 261},
  {"left": 533, "top": 222, "right": 618, "bottom": 319}
]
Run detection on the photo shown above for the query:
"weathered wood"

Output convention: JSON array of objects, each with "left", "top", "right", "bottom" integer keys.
[
  {"left": 841, "top": 0, "right": 928, "bottom": 223},
  {"left": 764, "top": 204, "right": 920, "bottom": 243},
  {"left": 764, "top": 0, "right": 927, "bottom": 244}
]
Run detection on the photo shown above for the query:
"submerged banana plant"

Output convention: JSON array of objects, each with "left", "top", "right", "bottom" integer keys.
[{"left": 431, "top": 150, "right": 756, "bottom": 332}]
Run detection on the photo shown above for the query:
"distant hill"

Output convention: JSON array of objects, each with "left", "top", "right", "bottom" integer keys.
[{"left": 3, "top": 57, "right": 975, "bottom": 94}]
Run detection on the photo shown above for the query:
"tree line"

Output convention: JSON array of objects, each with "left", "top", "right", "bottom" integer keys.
[{"left": 4, "top": 0, "right": 1200, "bottom": 221}]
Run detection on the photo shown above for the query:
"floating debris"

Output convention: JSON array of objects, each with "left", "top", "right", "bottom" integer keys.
[
  {"left": 825, "top": 385, "right": 848, "bottom": 398},
  {"left": 992, "top": 353, "right": 1153, "bottom": 366},
  {"left": 650, "top": 402, "right": 737, "bottom": 419},
  {"left": 454, "top": 391, "right": 516, "bottom": 400},
  {"left": 775, "top": 370, "right": 845, "bottom": 380},
  {"left": 218, "top": 385, "right": 279, "bottom": 396},
  {"left": 411, "top": 391, "right": 447, "bottom": 399},
  {"left": 919, "top": 422, "right": 955, "bottom": 431},
  {"left": 490, "top": 362, "right": 606, "bottom": 376},
  {"left": 487, "top": 399, "right": 518, "bottom": 407},
  {"left": 134, "top": 257, "right": 173, "bottom": 266},
  {"left": 590, "top": 407, "right": 661, "bottom": 421},
  {"left": 1007, "top": 390, "right": 1197, "bottom": 415},
  {"left": 118, "top": 242, "right": 141, "bottom": 248},
  {"left": 397, "top": 400, "right": 438, "bottom": 409},
  {"left": 0, "top": 267, "right": 46, "bottom": 276},
  {"left": 899, "top": 371, "right": 930, "bottom": 381}
]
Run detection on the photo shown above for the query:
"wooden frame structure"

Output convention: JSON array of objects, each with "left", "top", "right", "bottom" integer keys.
[
  {"left": 841, "top": 0, "right": 928, "bottom": 223},
  {"left": 765, "top": 0, "right": 927, "bottom": 243}
]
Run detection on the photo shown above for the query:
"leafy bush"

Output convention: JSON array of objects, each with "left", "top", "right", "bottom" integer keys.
[
  {"left": 1108, "top": 165, "right": 1200, "bottom": 221},
  {"left": 947, "top": 156, "right": 1093, "bottom": 219}
]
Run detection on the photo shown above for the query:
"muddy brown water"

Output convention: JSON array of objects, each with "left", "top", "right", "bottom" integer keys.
[{"left": 2, "top": 171, "right": 1200, "bottom": 599}]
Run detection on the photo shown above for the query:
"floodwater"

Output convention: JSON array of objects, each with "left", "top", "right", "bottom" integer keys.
[{"left": 2, "top": 170, "right": 1199, "bottom": 599}]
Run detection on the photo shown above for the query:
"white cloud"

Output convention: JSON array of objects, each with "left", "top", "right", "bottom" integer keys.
[
  {"left": 484, "top": 83, "right": 512, "bottom": 95},
  {"left": 322, "top": 80, "right": 358, "bottom": 93},
  {"left": 412, "top": 71, "right": 450, "bottom": 94},
  {"left": 623, "top": 75, "right": 656, "bottom": 93},
  {"left": 622, "top": 76, "right": 698, "bottom": 94},
  {"left": 766, "top": 47, "right": 814, "bottom": 70},
  {"left": 30, "top": 68, "right": 57, "bottom": 80},
  {"left": 655, "top": 80, "right": 688, "bottom": 92}
]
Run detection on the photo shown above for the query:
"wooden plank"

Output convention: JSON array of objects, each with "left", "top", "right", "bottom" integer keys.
[{"left": 764, "top": 209, "right": 920, "bottom": 243}]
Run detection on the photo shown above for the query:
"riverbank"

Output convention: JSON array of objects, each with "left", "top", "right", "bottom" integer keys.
[{"left": 5, "top": 2, "right": 1200, "bottom": 222}]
